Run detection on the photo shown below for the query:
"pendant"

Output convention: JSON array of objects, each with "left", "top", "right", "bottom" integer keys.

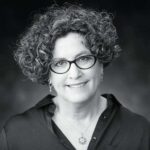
[{"left": 78, "top": 136, "right": 87, "bottom": 145}]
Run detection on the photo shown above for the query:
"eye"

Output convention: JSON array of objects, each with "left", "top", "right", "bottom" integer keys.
[
  {"left": 78, "top": 55, "right": 93, "bottom": 62},
  {"left": 53, "top": 60, "right": 68, "bottom": 67}
]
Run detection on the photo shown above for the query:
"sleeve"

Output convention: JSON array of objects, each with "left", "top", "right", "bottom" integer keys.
[{"left": 0, "top": 128, "right": 8, "bottom": 150}]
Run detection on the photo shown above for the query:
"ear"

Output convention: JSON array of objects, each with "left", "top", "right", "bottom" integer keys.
[{"left": 48, "top": 76, "right": 57, "bottom": 96}]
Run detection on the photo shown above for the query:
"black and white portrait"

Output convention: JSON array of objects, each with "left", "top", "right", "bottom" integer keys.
[{"left": 0, "top": 0, "right": 150, "bottom": 149}]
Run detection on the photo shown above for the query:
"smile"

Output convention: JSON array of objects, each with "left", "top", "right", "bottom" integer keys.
[{"left": 67, "top": 81, "right": 88, "bottom": 88}]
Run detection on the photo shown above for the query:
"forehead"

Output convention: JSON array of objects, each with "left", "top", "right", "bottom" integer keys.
[{"left": 53, "top": 32, "right": 91, "bottom": 59}]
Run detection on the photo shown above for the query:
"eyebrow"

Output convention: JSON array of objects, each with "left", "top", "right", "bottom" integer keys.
[
  {"left": 75, "top": 51, "right": 91, "bottom": 58},
  {"left": 53, "top": 51, "right": 91, "bottom": 60}
]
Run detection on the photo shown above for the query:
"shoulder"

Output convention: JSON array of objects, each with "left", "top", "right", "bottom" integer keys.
[
  {"left": 117, "top": 107, "right": 150, "bottom": 149},
  {"left": 4, "top": 95, "right": 54, "bottom": 131},
  {"left": 119, "top": 106, "right": 150, "bottom": 129},
  {"left": 105, "top": 94, "right": 150, "bottom": 125},
  {"left": 104, "top": 93, "right": 150, "bottom": 132},
  {"left": 107, "top": 94, "right": 150, "bottom": 147},
  {"left": 102, "top": 94, "right": 150, "bottom": 149}
]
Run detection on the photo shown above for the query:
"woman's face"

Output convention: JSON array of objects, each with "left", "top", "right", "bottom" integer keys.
[{"left": 50, "top": 32, "right": 103, "bottom": 104}]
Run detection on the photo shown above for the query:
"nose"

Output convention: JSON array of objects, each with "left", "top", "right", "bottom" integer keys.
[{"left": 67, "top": 63, "right": 82, "bottom": 79}]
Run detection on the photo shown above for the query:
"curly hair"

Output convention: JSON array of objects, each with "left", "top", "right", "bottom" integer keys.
[{"left": 14, "top": 4, "right": 121, "bottom": 85}]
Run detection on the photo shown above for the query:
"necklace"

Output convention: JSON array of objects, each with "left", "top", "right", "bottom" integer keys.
[
  {"left": 78, "top": 134, "right": 87, "bottom": 145},
  {"left": 77, "top": 109, "right": 101, "bottom": 145},
  {"left": 56, "top": 111, "right": 100, "bottom": 145},
  {"left": 53, "top": 97, "right": 107, "bottom": 146}
]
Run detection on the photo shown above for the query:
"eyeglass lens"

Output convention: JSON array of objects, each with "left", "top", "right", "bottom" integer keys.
[{"left": 50, "top": 55, "right": 96, "bottom": 74}]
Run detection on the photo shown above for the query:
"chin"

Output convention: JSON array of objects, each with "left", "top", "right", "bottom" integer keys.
[{"left": 64, "top": 93, "right": 92, "bottom": 104}]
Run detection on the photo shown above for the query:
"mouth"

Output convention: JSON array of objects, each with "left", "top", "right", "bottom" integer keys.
[{"left": 66, "top": 81, "right": 88, "bottom": 88}]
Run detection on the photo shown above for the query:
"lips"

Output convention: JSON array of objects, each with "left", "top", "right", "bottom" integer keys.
[{"left": 66, "top": 81, "right": 88, "bottom": 88}]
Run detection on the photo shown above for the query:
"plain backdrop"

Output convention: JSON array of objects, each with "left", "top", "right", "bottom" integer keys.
[{"left": 0, "top": 0, "right": 150, "bottom": 129}]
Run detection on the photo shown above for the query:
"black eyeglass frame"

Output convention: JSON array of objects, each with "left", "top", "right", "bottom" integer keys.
[{"left": 50, "top": 55, "right": 97, "bottom": 74}]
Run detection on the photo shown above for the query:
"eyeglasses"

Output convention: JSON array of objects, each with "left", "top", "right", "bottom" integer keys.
[{"left": 50, "top": 55, "right": 97, "bottom": 74}]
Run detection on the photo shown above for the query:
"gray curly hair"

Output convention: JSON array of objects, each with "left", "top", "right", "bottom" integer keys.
[{"left": 14, "top": 4, "right": 121, "bottom": 85}]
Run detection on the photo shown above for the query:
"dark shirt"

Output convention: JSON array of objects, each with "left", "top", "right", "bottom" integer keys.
[{"left": 0, "top": 94, "right": 150, "bottom": 150}]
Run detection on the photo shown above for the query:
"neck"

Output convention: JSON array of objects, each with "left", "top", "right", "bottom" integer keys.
[{"left": 53, "top": 94, "right": 107, "bottom": 123}]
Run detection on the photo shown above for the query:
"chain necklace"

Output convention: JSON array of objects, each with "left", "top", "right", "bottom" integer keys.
[
  {"left": 53, "top": 97, "right": 105, "bottom": 145},
  {"left": 77, "top": 109, "right": 101, "bottom": 145},
  {"left": 55, "top": 110, "right": 100, "bottom": 145}
]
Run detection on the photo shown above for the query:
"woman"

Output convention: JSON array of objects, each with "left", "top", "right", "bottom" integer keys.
[{"left": 0, "top": 4, "right": 150, "bottom": 150}]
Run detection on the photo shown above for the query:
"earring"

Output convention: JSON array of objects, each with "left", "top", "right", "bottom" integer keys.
[{"left": 48, "top": 79, "right": 52, "bottom": 93}]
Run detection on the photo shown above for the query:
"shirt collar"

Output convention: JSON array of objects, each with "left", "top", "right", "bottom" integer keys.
[{"left": 35, "top": 93, "right": 120, "bottom": 117}]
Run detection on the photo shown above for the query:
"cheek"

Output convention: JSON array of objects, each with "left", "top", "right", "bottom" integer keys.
[
  {"left": 50, "top": 73, "right": 57, "bottom": 87},
  {"left": 90, "top": 64, "right": 103, "bottom": 81},
  {"left": 50, "top": 73, "right": 65, "bottom": 89}
]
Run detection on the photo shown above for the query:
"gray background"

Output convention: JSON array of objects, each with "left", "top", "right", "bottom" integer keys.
[{"left": 0, "top": 0, "right": 150, "bottom": 129}]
